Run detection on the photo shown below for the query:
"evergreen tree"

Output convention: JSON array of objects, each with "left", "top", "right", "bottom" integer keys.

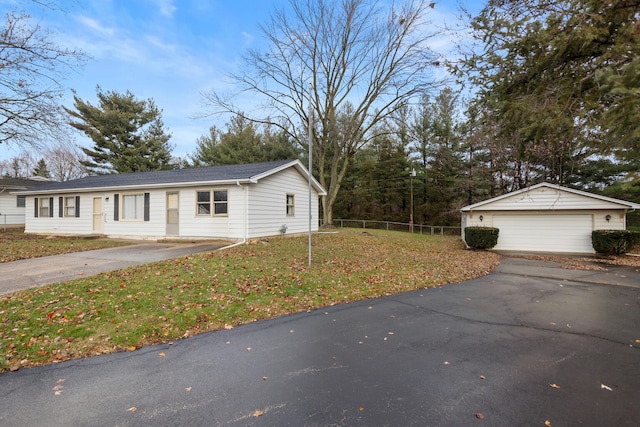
[
  {"left": 190, "top": 115, "right": 300, "bottom": 166},
  {"left": 458, "top": 0, "right": 639, "bottom": 190},
  {"left": 65, "top": 87, "right": 174, "bottom": 174},
  {"left": 32, "top": 159, "right": 51, "bottom": 178},
  {"left": 409, "top": 89, "right": 465, "bottom": 225}
]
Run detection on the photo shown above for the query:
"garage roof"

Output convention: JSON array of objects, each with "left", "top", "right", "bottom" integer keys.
[{"left": 461, "top": 182, "right": 640, "bottom": 212}]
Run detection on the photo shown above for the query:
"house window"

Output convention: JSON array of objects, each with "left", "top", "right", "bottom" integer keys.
[
  {"left": 286, "top": 194, "right": 295, "bottom": 216},
  {"left": 196, "top": 189, "right": 228, "bottom": 216},
  {"left": 121, "top": 193, "right": 145, "bottom": 220},
  {"left": 213, "top": 190, "right": 228, "bottom": 215},
  {"left": 196, "top": 191, "right": 211, "bottom": 215},
  {"left": 64, "top": 196, "right": 76, "bottom": 217},
  {"left": 39, "top": 198, "right": 50, "bottom": 217},
  {"left": 16, "top": 195, "right": 25, "bottom": 208}
]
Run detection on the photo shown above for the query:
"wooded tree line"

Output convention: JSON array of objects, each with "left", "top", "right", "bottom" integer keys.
[{"left": 2, "top": 0, "right": 639, "bottom": 226}]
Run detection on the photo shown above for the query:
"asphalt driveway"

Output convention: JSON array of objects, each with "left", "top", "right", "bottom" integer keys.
[
  {"left": 0, "top": 257, "right": 639, "bottom": 426},
  {"left": 0, "top": 241, "right": 228, "bottom": 295}
]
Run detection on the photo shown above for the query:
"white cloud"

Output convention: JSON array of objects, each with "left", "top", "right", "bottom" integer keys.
[
  {"left": 155, "top": 0, "right": 176, "bottom": 18},
  {"left": 241, "top": 31, "right": 255, "bottom": 45},
  {"left": 76, "top": 15, "right": 115, "bottom": 37}
]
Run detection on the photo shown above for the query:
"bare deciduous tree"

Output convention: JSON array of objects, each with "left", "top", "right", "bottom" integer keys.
[
  {"left": 202, "top": 0, "right": 440, "bottom": 224},
  {"left": 0, "top": 8, "right": 86, "bottom": 150},
  {"left": 43, "top": 144, "right": 89, "bottom": 181}
]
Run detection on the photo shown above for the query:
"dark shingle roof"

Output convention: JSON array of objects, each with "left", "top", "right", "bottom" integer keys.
[
  {"left": 0, "top": 177, "right": 52, "bottom": 189},
  {"left": 15, "top": 160, "right": 297, "bottom": 194}
]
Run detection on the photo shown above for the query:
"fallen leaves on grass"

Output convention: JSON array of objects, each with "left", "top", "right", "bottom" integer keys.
[{"left": 0, "top": 229, "right": 501, "bottom": 371}]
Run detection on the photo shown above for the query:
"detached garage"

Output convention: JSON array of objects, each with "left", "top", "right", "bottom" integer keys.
[{"left": 461, "top": 183, "right": 640, "bottom": 254}]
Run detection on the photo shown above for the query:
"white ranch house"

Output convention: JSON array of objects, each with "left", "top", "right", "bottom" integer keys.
[
  {"left": 14, "top": 160, "right": 326, "bottom": 242},
  {"left": 461, "top": 182, "right": 640, "bottom": 254}
]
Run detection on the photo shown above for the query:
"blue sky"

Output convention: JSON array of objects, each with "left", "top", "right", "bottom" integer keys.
[{"left": 1, "top": 0, "right": 481, "bottom": 162}]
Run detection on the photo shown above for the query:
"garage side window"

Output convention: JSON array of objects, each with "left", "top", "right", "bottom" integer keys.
[{"left": 16, "top": 195, "right": 25, "bottom": 208}]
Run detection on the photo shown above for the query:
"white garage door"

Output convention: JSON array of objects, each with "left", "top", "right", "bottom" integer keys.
[{"left": 492, "top": 214, "right": 594, "bottom": 253}]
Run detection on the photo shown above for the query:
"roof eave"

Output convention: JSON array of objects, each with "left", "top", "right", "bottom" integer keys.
[
  {"left": 251, "top": 159, "right": 327, "bottom": 195},
  {"left": 13, "top": 178, "right": 255, "bottom": 195},
  {"left": 461, "top": 182, "right": 640, "bottom": 211}
]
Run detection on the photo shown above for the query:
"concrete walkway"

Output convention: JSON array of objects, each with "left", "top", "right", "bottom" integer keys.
[{"left": 0, "top": 242, "right": 227, "bottom": 295}]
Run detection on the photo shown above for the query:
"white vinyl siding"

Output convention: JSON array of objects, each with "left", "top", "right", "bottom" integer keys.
[
  {"left": 181, "top": 187, "right": 244, "bottom": 240},
  {"left": 0, "top": 193, "right": 27, "bottom": 226},
  {"left": 491, "top": 214, "right": 594, "bottom": 253},
  {"left": 25, "top": 196, "right": 93, "bottom": 235},
  {"left": 247, "top": 168, "right": 318, "bottom": 238}
]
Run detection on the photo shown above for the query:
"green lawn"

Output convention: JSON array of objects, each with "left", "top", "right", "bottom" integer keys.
[{"left": 0, "top": 229, "right": 501, "bottom": 372}]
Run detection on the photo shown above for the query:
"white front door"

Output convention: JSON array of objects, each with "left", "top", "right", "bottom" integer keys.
[{"left": 92, "top": 197, "right": 103, "bottom": 233}]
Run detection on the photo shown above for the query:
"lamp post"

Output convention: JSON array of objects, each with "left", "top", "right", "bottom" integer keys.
[{"left": 409, "top": 168, "right": 416, "bottom": 233}]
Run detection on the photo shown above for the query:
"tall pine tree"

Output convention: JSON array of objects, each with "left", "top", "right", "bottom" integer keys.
[{"left": 65, "top": 87, "right": 174, "bottom": 174}]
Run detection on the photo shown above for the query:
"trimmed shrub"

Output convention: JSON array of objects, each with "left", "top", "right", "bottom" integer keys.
[
  {"left": 464, "top": 226, "right": 499, "bottom": 250},
  {"left": 591, "top": 230, "right": 632, "bottom": 255},
  {"left": 628, "top": 231, "right": 640, "bottom": 253}
]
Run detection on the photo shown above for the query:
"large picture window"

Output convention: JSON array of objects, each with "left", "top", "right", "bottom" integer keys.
[
  {"left": 196, "top": 189, "right": 228, "bottom": 216},
  {"left": 121, "top": 193, "right": 145, "bottom": 220},
  {"left": 113, "top": 193, "right": 149, "bottom": 222}
]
